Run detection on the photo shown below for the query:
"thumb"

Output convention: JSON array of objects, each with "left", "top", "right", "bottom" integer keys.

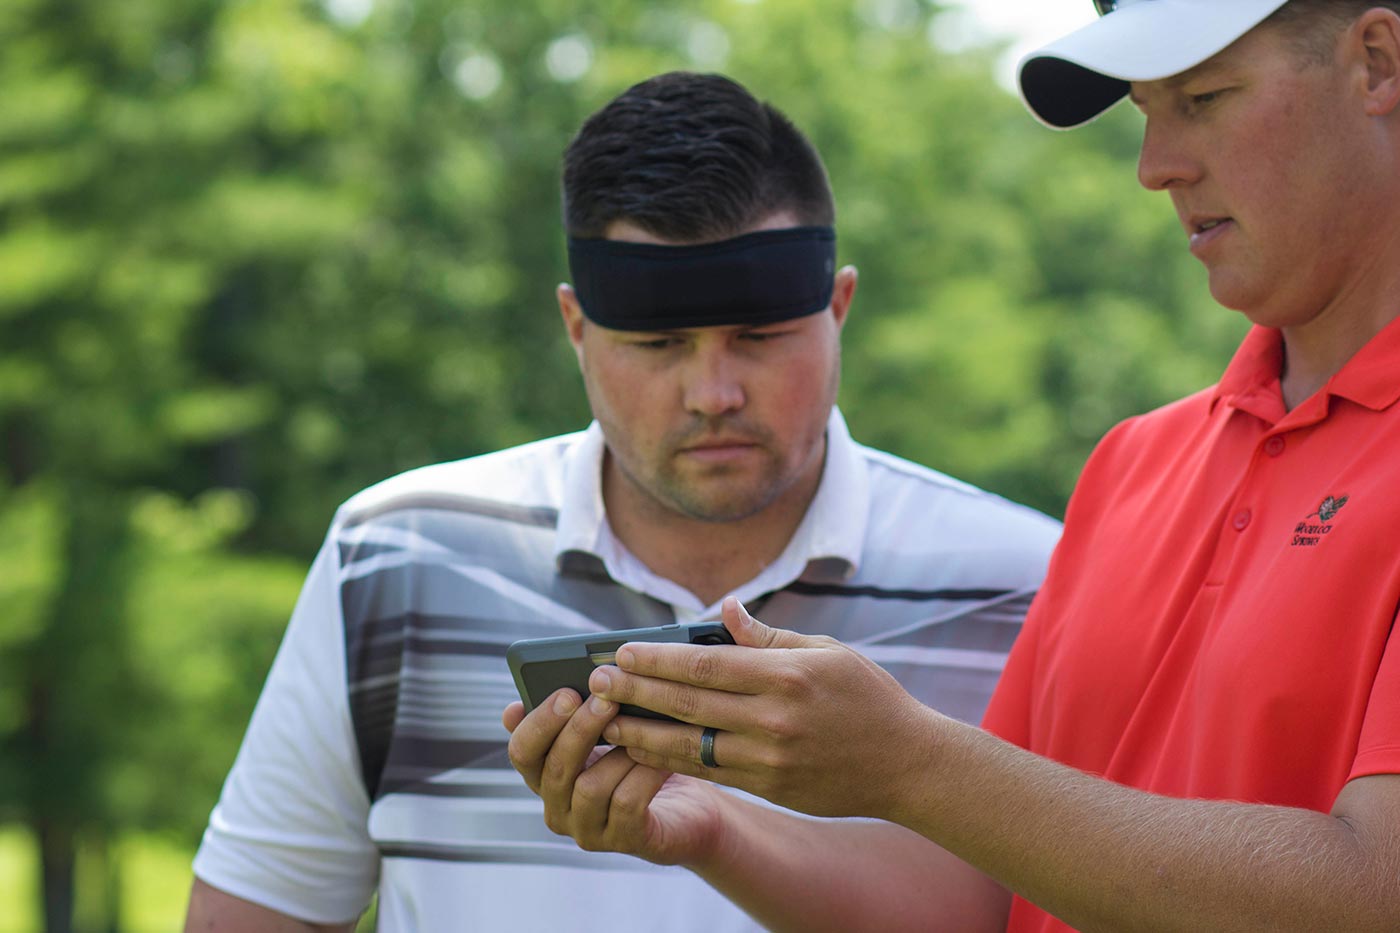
[{"left": 721, "top": 595, "right": 811, "bottom": 649}]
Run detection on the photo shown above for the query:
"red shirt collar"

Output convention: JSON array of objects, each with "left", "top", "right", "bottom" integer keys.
[{"left": 1211, "top": 313, "right": 1400, "bottom": 425}]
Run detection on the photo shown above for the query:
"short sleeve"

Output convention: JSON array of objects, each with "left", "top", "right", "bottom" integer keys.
[
  {"left": 1350, "top": 613, "right": 1400, "bottom": 781},
  {"left": 192, "top": 533, "right": 380, "bottom": 923}
]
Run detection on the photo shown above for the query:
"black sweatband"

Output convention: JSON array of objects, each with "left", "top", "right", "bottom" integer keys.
[{"left": 567, "top": 226, "right": 836, "bottom": 331}]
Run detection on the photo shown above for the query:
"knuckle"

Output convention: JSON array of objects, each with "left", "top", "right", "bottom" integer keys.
[
  {"left": 754, "top": 708, "right": 791, "bottom": 742},
  {"left": 610, "top": 782, "right": 646, "bottom": 818},
  {"left": 573, "top": 765, "right": 607, "bottom": 802},
  {"left": 542, "top": 753, "right": 573, "bottom": 787},
  {"left": 770, "top": 666, "right": 806, "bottom": 696},
  {"left": 677, "top": 727, "right": 703, "bottom": 761},
  {"left": 753, "top": 738, "right": 788, "bottom": 772},
  {"left": 542, "top": 810, "right": 567, "bottom": 836},
  {"left": 685, "top": 649, "right": 721, "bottom": 687},
  {"left": 666, "top": 684, "right": 701, "bottom": 721}
]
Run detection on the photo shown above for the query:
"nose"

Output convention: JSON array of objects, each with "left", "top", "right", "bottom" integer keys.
[
  {"left": 682, "top": 344, "right": 745, "bottom": 417},
  {"left": 1136, "top": 114, "right": 1200, "bottom": 191}
]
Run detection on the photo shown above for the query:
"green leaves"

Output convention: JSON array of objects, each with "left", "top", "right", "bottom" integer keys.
[{"left": 1, "top": 0, "right": 1250, "bottom": 923}]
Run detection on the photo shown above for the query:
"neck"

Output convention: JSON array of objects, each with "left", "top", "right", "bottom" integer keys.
[
  {"left": 1278, "top": 251, "right": 1400, "bottom": 411},
  {"left": 602, "top": 447, "right": 826, "bottom": 607},
  {"left": 1277, "top": 135, "right": 1400, "bottom": 408}
]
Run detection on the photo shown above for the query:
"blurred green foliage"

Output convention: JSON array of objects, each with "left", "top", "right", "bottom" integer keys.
[{"left": 0, "top": 0, "right": 1247, "bottom": 928}]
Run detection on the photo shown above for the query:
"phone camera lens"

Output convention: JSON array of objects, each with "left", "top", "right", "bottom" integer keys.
[{"left": 693, "top": 634, "right": 725, "bottom": 645}]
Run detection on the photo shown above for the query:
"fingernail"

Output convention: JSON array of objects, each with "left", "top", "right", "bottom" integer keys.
[
  {"left": 592, "top": 669, "right": 611, "bottom": 693},
  {"left": 590, "top": 695, "right": 613, "bottom": 715},
  {"left": 615, "top": 647, "right": 634, "bottom": 669},
  {"left": 553, "top": 692, "right": 577, "bottom": 716},
  {"left": 603, "top": 723, "right": 620, "bottom": 743}
]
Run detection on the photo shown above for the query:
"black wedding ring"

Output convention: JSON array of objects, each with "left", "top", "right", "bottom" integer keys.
[{"left": 700, "top": 726, "right": 719, "bottom": 768}]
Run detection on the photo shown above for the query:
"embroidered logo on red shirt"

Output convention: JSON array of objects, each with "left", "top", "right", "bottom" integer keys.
[{"left": 1292, "top": 495, "right": 1349, "bottom": 547}]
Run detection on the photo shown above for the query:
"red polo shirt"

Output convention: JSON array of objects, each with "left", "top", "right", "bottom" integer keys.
[{"left": 983, "top": 317, "right": 1400, "bottom": 933}]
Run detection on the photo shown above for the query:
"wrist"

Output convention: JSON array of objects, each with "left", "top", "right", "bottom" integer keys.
[
  {"left": 685, "top": 788, "right": 767, "bottom": 881},
  {"left": 882, "top": 702, "right": 958, "bottom": 829}
]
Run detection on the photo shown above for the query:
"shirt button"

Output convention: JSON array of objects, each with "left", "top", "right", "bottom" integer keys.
[
  {"left": 1233, "top": 509, "right": 1252, "bottom": 531},
  {"left": 1264, "top": 436, "right": 1285, "bottom": 457}
]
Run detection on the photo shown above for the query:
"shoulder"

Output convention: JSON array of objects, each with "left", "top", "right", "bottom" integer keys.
[
  {"left": 1082, "top": 384, "right": 1217, "bottom": 478},
  {"left": 857, "top": 442, "right": 1063, "bottom": 544},
  {"left": 334, "top": 431, "right": 585, "bottom": 530}
]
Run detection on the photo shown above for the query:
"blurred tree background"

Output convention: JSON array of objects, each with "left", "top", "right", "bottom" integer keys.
[{"left": 0, "top": 0, "right": 1246, "bottom": 928}]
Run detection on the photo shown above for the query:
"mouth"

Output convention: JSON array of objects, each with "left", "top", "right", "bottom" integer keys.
[
  {"left": 1188, "top": 215, "right": 1234, "bottom": 252},
  {"left": 682, "top": 440, "right": 756, "bottom": 452},
  {"left": 677, "top": 437, "right": 762, "bottom": 463}
]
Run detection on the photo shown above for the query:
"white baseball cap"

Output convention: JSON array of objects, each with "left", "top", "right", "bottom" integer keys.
[{"left": 1018, "top": 0, "right": 1292, "bottom": 129}]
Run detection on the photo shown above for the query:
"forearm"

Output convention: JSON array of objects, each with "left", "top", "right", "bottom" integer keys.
[
  {"left": 692, "top": 794, "right": 1008, "bottom": 933},
  {"left": 184, "top": 879, "right": 358, "bottom": 932},
  {"left": 895, "top": 715, "right": 1400, "bottom": 932}
]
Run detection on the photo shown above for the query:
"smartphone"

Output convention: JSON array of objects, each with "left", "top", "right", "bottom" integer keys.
[{"left": 507, "top": 621, "right": 734, "bottom": 723}]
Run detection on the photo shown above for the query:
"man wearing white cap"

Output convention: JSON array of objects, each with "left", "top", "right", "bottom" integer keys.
[{"left": 507, "top": 2, "right": 1400, "bottom": 930}]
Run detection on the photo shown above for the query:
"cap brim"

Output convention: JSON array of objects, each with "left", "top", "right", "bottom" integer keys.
[{"left": 1018, "top": 0, "right": 1291, "bottom": 129}]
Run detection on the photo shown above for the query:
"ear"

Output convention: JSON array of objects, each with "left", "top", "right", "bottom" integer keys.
[
  {"left": 1357, "top": 8, "right": 1400, "bottom": 116},
  {"left": 829, "top": 265, "right": 858, "bottom": 330},
  {"left": 557, "top": 283, "right": 587, "bottom": 361}
]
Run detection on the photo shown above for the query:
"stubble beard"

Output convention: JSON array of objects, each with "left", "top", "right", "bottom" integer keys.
[
  {"left": 623, "top": 416, "right": 792, "bottom": 523},
  {"left": 646, "top": 454, "right": 787, "bottom": 523}
]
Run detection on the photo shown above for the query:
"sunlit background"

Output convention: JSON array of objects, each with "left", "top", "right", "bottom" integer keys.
[{"left": 0, "top": 0, "right": 1241, "bottom": 930}]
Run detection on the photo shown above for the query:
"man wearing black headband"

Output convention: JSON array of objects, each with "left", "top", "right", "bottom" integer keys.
[
  {"left": 185, "top": 72, "right": 1059, "bottom": 931},
  {"left": 510, "top": 7, "right": 1400, "bottom": 932}
]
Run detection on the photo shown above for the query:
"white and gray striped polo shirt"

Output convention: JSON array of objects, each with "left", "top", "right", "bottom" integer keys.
[{"left": 194, "top": 409, "right": 1061, "bottom": 931}]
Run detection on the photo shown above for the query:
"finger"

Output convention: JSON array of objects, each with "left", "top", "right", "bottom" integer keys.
[
  {"left": 722, "top": 596, "right": 813, "bottom": 650},
  {"left": 567, "top": 746, "right": 640, "bottom": 841},
  {"left": 502, "top": 700, "right": 525, "bottom": 732},
  {"left": 589, "top": 664, "right": 753, "bottom": 729},
  {"left": 610, "top": 600, "right": 827, "bottom": 693},
  {"left": 623, "top": 741, "right": 742, "bottom": 789},
  {"left": 539, "top": 694, "right": 619, "bottom": 819},
  {"left": 607, "top": 715, "right": 756, "bottom": 776},
  {"left": 506, "top": 688, "right": 584, "bottom": 793},
  {"left": 603, "top": 763, "right": 673, "bottom": 849}
]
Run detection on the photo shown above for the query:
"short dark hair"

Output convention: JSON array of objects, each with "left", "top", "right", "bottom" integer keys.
[
  {"left": 561, "top": 72, "right": 835, "bottom": 241},
  {"left": 1266, "top": 1, "right": 1400, "bottom": 62}
]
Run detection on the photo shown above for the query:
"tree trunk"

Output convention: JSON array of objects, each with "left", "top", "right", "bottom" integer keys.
[{"left": 37, "top": 818, "right": 76, "bottom": 933}]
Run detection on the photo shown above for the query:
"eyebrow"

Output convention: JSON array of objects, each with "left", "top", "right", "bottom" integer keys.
[{"left": 1127, "top": 58, "right": 1233, "bottom": 105}]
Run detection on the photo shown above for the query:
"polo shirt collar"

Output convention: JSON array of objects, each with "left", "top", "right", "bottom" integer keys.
[
  {"left": 1212, "top": 312, "right": 1400, "bottom": 423},
  {"left": 1211, "top": 325, "right": 1287, "bottom": 423},
  {"left": 1327, "top": 311, "right": 1400, "bottom": 412},
  {"left": 554, "top": 408, "right": 867, "bottom": 610}
]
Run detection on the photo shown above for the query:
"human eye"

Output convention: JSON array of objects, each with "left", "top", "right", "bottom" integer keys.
[
  {"left": 739, "top": 327, "right": 789, "bottom": 343},
  {"left": 1187, "top": 87, "right": 1230, "bottom": 108},
  {"left": 629, "top": 335, "right": 682, "bottom": 350}
]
